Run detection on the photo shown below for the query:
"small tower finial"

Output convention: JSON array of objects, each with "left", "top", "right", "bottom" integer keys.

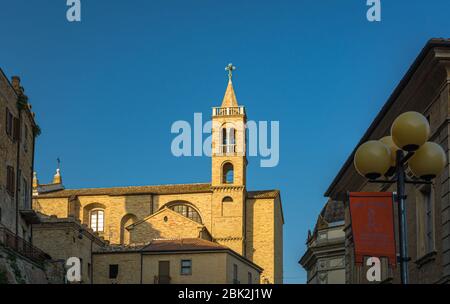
[
  {"left": 53, "top": 158, "right": 62, "bottom": 184},
  {"left": 33, "top": 172, "right": 39, "bottom": 189},
  {"left": 225, "top": 63, "right": 236, "bottom": 81}
]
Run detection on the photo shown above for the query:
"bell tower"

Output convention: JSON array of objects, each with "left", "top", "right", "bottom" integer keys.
[{"left": 211, "top": 64, "right": 247, "bottom": 255}]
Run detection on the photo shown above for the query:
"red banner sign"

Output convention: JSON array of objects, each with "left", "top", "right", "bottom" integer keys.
[{"left": 349, "top": 192, "right": 397, "bottom": 267}]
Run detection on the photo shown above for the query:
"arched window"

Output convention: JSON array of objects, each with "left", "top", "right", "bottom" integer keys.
[
  {"left": 167, "top": 203, "right": 202, "bottom": 224},
  {"left": 223, "top": 162, "right": 234, "bottom": 184},
  {"left": 222, "top": 196, "right": 233, "bottom": 203},
  {"left": 90, "top": 209, "right": 104, "bottom": 232},
  {"left": 120, "top": 214, "right": 138, "bottom": 245}
]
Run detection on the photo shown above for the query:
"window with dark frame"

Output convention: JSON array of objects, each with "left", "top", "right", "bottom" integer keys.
[
  {"left": 180, "top": 259, "right": 192, "bottom": 275},
  {"left": 90, "top": 209, "right": 104, "bottom": 232},
  {"left": 6, "top": 166, "right": 15, "bottom": 197},
  {"left": 422, "top": 187, "right": 434, "bottom": 253},
  {"left": 5, "top": 108, "right": 13, "bottom": 137},
  {"left": 109, "top": 264, "right": 119, "bottom": 279},
  {"left": 248, "top": 272, "right": 252, "bottom": 284},
  {"left": 169, "top": 204, "right": 202, "bottom": 223},
  {"left": 13, "top": 117, "right": 20, "bottom": 141}
]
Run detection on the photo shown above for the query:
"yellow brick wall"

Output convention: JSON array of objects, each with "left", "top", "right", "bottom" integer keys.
[
  {"left": 211, "top": 189, "right": 245, "bottom": 255},
  {"left": 75, "top": 194, "right": 152, "bottom": 244},
  {"left": 211, "top": 115, "right": 246, "bottom": 187},
  {"left": 246, "top": 198, "right": 279, "bottom": 284},
  {"left": 33, "top": 223, "right": 104, "bottom": 284},
  {"left": 154, "top": 193, "right": 212, "bottom": 232},
  {"left": 273, "top": 196, "right": 284, "bottom": 284},
  {"left": 33, "top": 198, "right": 69, "bottom": 218},
  {"left": 129, "top": 208, "right": 204, "bottom": 243},
  {"left": 93, "top": 252, "right": 141, "bottom": 284}
]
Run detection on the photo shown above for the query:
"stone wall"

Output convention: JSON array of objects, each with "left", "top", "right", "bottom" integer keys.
[{"left": 0, "top": 246, "right": 64, "bottom": 284}]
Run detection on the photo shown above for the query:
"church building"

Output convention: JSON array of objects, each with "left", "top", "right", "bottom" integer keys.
[{"left": 33, "top": 68, "right": 284, "bottom": 284}]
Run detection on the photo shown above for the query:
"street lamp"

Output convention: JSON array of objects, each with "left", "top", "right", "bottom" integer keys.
[{"left": 353, "top": 111, "right": 447, "bottom": 284}]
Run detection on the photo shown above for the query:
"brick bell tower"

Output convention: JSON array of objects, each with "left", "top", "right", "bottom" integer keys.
[{"left": 211, "top": 64, "right": 248, "bottom": 255}]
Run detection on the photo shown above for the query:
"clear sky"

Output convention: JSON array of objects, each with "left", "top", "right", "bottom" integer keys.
[{"left": 1, "top": 0, "right": 450, "bottom": 283}]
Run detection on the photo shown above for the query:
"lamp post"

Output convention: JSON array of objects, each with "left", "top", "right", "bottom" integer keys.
[{"left": 354, "top": 111, "right": 447, "bottom": 284}]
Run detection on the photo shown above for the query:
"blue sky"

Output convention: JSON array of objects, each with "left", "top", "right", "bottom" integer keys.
[{"left": 1, "top": 0, "right": 450, "bottom": 283}]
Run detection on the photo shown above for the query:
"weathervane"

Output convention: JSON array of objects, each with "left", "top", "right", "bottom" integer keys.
[
  {"left": 57, "top": 157, "right": 61, "bottom": 170},
  {"left": 225, "top": 63, "right": 236, "bottom": 81}
]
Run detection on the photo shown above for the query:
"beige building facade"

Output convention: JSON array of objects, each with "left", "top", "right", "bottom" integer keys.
[
  {"left": 325, "top": 39, "right": 450, "bottom": 284},
  {"left": 33, "top": 76, "right": 284, "bottom": 284},
  {"left": 92, "top": 239, "right": 262, "bottom": 284}
]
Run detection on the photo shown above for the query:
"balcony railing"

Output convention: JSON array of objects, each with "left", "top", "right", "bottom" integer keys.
[
  {"left": 212, "top": 106, "right": 245, "bottom": 116},
  {"left": 0, "top": 226, "right": 50, "bottom": 264},
  {"left": 220, "top": 144, "right": 237, "bottom": 154}
]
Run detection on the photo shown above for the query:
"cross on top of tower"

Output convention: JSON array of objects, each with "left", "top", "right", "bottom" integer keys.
[{"left": 225, "top": 63, "right": 236, "bottom": 81}]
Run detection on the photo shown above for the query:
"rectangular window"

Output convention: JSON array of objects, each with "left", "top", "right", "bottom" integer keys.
[
  {"left": 416, "top": 186, "right": 435, "bottom": 258},
  {"left": 22, "top": 177, "right": 30, "bottom": 209},
  {"left": 5, "top": 108, "right": 13, "bottom": 137},
  {"left": 13, "top": 117, "right": 20, "bottom": 141},
  {"left": 424, "top": 189, "right": 434, "bottom": 253},
  {"left": 88, "top": 263, "right": 91, "bottom": 279},
  {"left": 248, "top": 272, "right": 252, "bottom": 284},
  {"left": 6, "top": 166, "right": 15, "bottom": 197},
  {"left": 180, "top": 259, "right": 192, "bottom": 275},
  {"left": 109, "top": 264, "right": 119, "bottom": 279},
  {"left": 90, "top": 210, "right": 104, "bottom": 232}
]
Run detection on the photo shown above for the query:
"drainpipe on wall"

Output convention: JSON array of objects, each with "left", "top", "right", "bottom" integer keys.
[{"left": 14, "top": 110, "right": 22, "bottom": 235}]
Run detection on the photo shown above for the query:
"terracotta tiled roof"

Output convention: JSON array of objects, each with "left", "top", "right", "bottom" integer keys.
[
  {"left": 35, "top": 183, "right": 212, "bottom": 198},
  {"left": 142, "top": 238, "right": 227, "bottom": 252}
]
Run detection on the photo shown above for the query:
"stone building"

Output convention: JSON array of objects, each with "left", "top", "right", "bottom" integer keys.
[
  {"left": 299, "top": 200, "right": 345, "bottom": 284},
  {"left": 0, "top": 69, "right": 64, "bottom": 284},
  {"left": 33, "top": 73, "right": 284, "bottom": 284},
  {"left": 325, "top": 39, "right": 450, "bottom": 284},
  {"left": 0, "top": 69, "right": 40, "bottom": 241}
]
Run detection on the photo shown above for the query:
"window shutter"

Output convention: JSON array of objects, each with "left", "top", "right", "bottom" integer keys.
[
  {"left": 13, "top": 117, "right": 20, "bottom": 141},
  {"left": 6, "top": 166, "right": 15, "bottom": 197},
  {"left": 5, "top": 109, "right": 10, "bottom": 136}
]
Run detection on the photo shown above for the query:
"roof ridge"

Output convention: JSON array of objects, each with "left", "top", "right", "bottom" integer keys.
[{"left": 62, "top": 182, "right": 212, "bottom": 191}]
